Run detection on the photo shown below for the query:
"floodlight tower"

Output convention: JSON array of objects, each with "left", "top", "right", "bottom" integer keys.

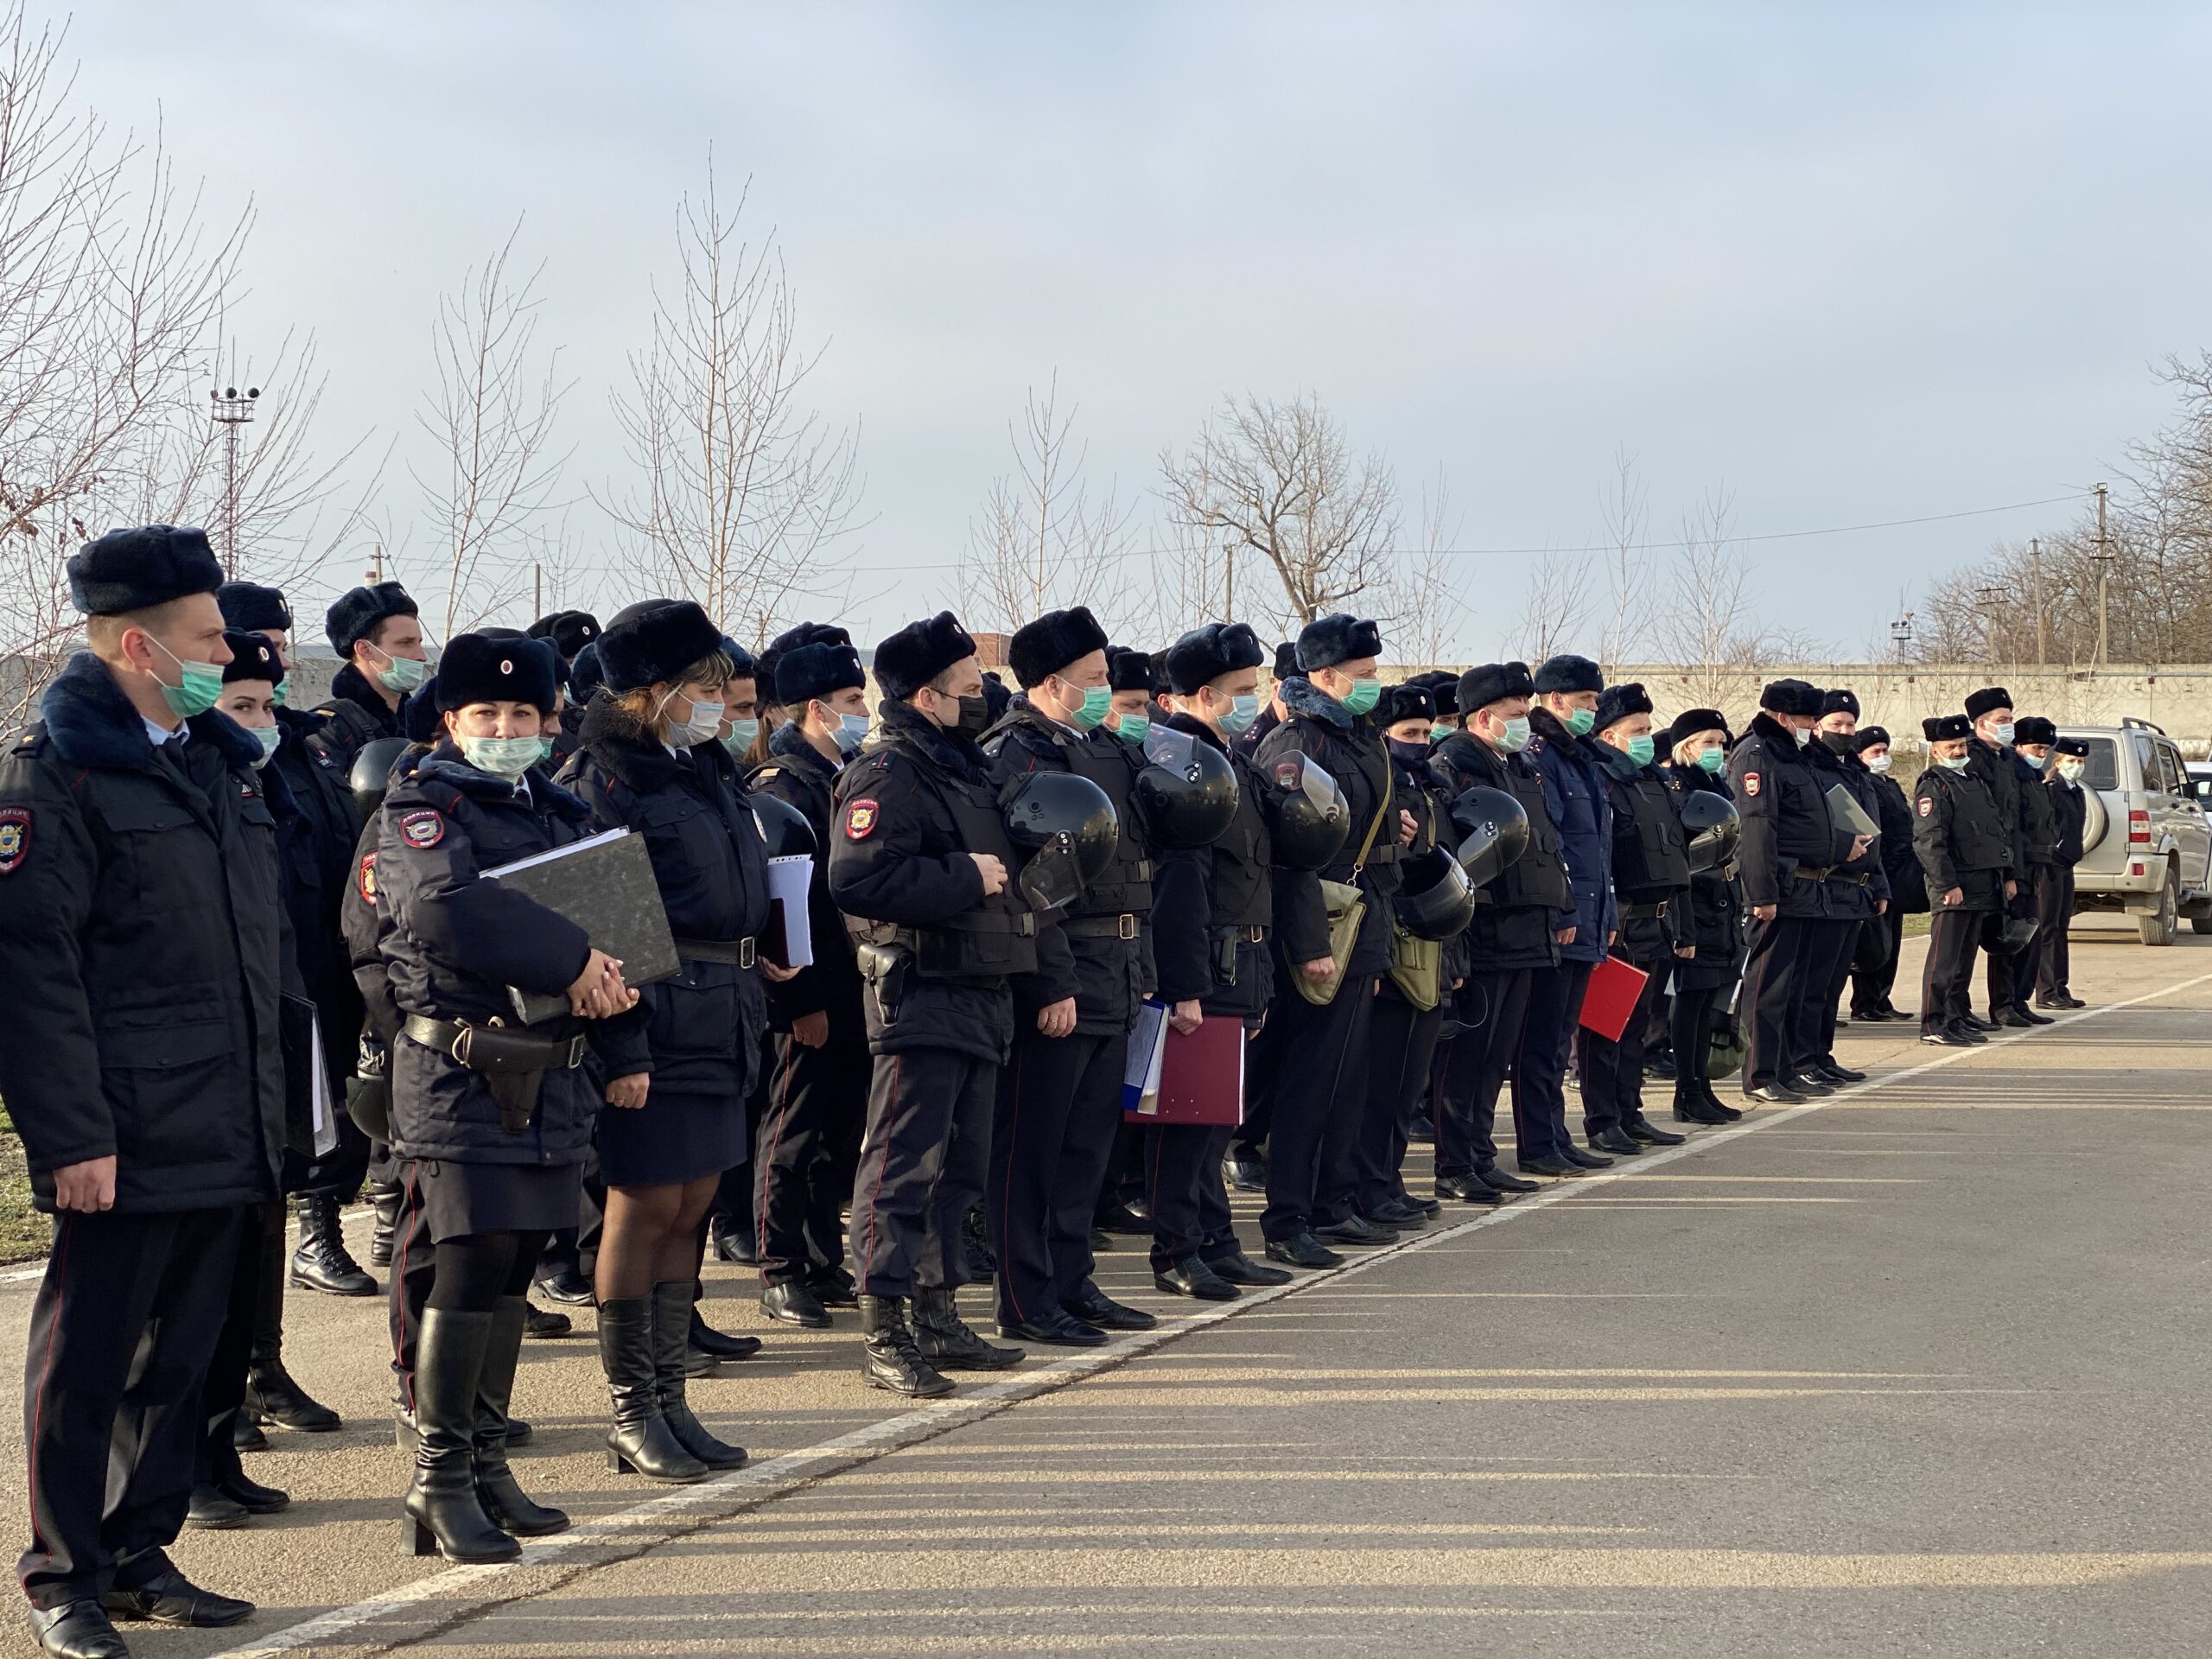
[{"left": 210, "top": 382, "right": 260, "bottom": 574}]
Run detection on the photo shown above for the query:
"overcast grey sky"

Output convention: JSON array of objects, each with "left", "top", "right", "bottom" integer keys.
[{"left": 64, "top": 2, "right": 2212, "bottom": 658}]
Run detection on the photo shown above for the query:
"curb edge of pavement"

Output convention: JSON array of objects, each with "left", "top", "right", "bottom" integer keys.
[{"left": 211, "top": 966, "right": 2212, "bottom": 1656}]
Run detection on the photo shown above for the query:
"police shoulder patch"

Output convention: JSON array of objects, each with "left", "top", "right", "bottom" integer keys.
[
  {"left": 358, "top": 851, "right": 378, "bottom": 904},
  {"left": 845, "top": 799, "right": 879, "bottom": 841},
  {"left": 1743, "top": 772, "right": 1761, "bottom": 796},
  {"left": 1917, "top": 797, "right": 1933, "bottom": 817},
  {"left": 0, "top": 804, "right": 29, "bottom": 874},
  {"left": 398, "top": 810, "right": 445, "bottom": 849}
]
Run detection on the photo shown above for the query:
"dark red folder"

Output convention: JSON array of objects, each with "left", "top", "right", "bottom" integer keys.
[
  {"left": 1576, "top": 954, "right": 1651, "bottom": 1043},
  {"left": 1124, "top": 1014, "right": 1246, "bottom": 1126}
]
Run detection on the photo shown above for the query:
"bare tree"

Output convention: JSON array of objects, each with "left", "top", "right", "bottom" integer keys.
[
  {"left": 1596, "top": 445, "right": 1650, "bottom": 666},
  {"left": 0, "top": 2, "right": 248, "bottom": 715},
  {"left": 412, "top": 223, "right": 571, "bottom": 639},
  {"left": 1376, "top": 464, "right": 1465, "bottom": 669},
  {"left": 1655, "top": 486, "right": 1753, "bottom": 702},
  {"left": 1160, "top": 392, "right": 1399, "bottom": 636},
  {"left": 1507, "top": 544, "right": 1596, "bottom": 666},
  {"left": 956, "top": 373, "right": 1137, "bottom": 635},
  {"left": 125, "top": 329, "right": 384, "bottom": 593},
  {"left": 601, "top": 164, "right": 864, "bottom": 648}
]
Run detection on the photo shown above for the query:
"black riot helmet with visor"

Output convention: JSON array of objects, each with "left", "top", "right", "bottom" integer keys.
[
  {"left": 1001, "top": 771, "right": 1118, "bottom": 913},
  {"left": 1263, "top": 752, "right": 1351, "bottom": 872},
  {"left": 1131, "top": 723, "right": 1240, "bottom": 850}
]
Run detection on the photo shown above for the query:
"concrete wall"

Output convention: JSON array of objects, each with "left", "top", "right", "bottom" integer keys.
[{"left": 1376, "top": 663, "right": 2212, "bottom": 755}]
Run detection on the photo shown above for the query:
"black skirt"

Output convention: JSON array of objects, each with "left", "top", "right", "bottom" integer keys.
[
  {"left": 597, "top": 1089, "right": 749, "bottom": 1189},
  {"left": 409, "top": 1158, "right": 582, "bottom": 1244}
]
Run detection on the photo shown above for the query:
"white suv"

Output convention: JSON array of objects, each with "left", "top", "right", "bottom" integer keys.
[{"left": 2058, "top": 718, "right": 2212, "bottom": 944}]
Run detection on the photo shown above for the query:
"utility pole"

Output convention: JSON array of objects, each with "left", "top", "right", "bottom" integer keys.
[
  {"left": 534, "top": 563, "right": 543, "bottom": 620},
  {"left": 209, "top": 383, "right": 259, "bottom": 575},
  {"left": 2030, "top": 537, "right": 2047, "bottom": 667},
  {"left": 2093, "top": 482, "right": 2112, "bottom": 667},
  {"left": 370, "top": 543, "right": 385, "bottom": 582}
]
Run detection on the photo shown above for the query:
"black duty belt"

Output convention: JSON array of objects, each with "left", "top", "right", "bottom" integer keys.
[
  {"left": 1794, "top": 867, "right": 1834, "bottom": 883},
  {"left": 1622, "top": 900, "right": 1671, "bottom": 919},
  {"left": 1063, "top": 912, "right": 1142, "bottom": 940},
  {"left": 1828, "top": 871, "right": 1872, "bottom": 887},
  {"left": 672, "top": 936, "right": 758, "bottom": 968},
  {"left": 403, "top": 1015, "right": 586, "bottom": 1071},
  {"left": 1235, "top": 925, "right": 1268, "bottom": 944}
]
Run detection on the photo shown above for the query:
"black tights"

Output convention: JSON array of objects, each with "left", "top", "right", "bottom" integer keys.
[
  {"left": 427, "top": 1231, "right": 544, "bottom": 1313},
  {"left": 595, "top": 1175, "right": 722, "bottom": 1303}
]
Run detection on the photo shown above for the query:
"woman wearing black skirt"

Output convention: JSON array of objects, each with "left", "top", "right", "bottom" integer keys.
[
  {"left": 1657, "top": 709, "right": 1745, "bottom": 1125},
  {"left": 564, "top": 600, "right": 772, "bottom": 1482},
  {"left": 378, "top": 633, "right": 640, "bottom": 1560}
]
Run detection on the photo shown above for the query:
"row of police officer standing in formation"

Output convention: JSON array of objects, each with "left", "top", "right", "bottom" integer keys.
[{"left": 0, "top": 523, "right": 2099, "bottom": 1658}]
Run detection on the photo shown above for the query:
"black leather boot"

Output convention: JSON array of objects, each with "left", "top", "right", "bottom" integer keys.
[
  {"left": 652, "top": 1282, "right": 747, "bottom": 1471},
  {"left": 599, "top": 1297, "right": 709, "bottom": 1483},
  {"left": 367, "top": 1180, "right": 403, "bottom": 1268},
  {"left": 244, "top": 1224, "right": 341, "bottom": 1432},
  {"left": 912, "top": 1286, "right": 1025, "bottom": 1370},
  {"left": 472, "top": 1298, "right": 569, "bottom": 1537},
  {"left": 859, "top": 1294, "right": 954, "bottom": 1397},
  {"left": 290, "top": 1192, "right": 375, "bottom": 1296},
  {"left": 404, "top": 1308, "right": 518, "bottom": 1562}
]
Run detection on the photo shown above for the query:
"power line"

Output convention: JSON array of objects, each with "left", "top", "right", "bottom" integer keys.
[{"left": 837, "top": 489, "right": 2092, "bottom": 574}]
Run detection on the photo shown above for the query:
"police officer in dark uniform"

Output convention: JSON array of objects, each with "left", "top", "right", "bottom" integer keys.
[
  {"left": 1091, "top": 644, "right": 1165, "bottom": 1236},
  {"left": 2000, "top": 715, "right": 2064, "bottom": 1026},
  {"left": 1846, "top": 726, "right": 1924, "bottom": 1021},
  {"left": 1580, "top": 683, "right": 1693, "bottom": 1154},
  {"left": 378, "top": 633, "right": 638, "bottom": 1561},
  {"left": 309, "top": 582, "right": 429, "bottom": 770},
  {"left": 1802, "top": 689, "right": 1891, "bottom": 1084},
  {"left": 525, "top": 611, "right": 601, "bottom": 768},
  {"left": 1517, "top": 654, "right": 1618, "bottom": 1173},
  {"left": 1252, "top": 613, "right": 1412, "bottom": 1265},
  {"left": 1656, "top": 710, "right": 1745, "bottom": 1124},
  {"left": 1961, "top": 686, "right": 2039, "bottom": 1030},
  {"left": 1914, "top": 715, "right": 2013, "bottom": 1046},
  {"left": 218, "top": 581, "right": 377, "bottom": 1305},
  {"left": 830, "top": 612, "right": 1035, "bottom": 1397},
  {"left": 561, "top": 601, "right": 766, "bottom": 1483},
  {"left": 1357, "top": 682, "right": 1460, "bottom": 1224},
  {"left": 1144, "top": 623, "right": 1293, "bottom": 1297},
  {"left": 1430, "top": 663, "right": 1573, "bottom": 1199},
  {"left": 1729, "top": 678, "right": 1866, "bottom": 1103},
  {"left": 0, "top": 526, "right": 282, "bottom": 1657},
  {"left": 2036, "top": 735, "right": 2091, "bottom": 1010},
  {"left": 982, "top": 607, "right": 1156, "bottom": 1343},
  {"left": 746, "top": 639, "right": 873, "bottom": 1326}
]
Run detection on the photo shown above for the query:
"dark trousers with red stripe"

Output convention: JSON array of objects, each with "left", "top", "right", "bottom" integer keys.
[
  {"left": 1351, "top": 988, "right": 1445, "bottom": 1213},
  {"left": 19, "top": 1205, "right": 245, "bottom": 1609},
  {"left": 1145, "top": 1122, "right": 1241, "bottom": 1273},
  {"left": 848, "top": 1045, "right": 996, "bottom": 1300},
  {"left": 1436, "top": 967, "right": 1535, "bottom": 1181},
  {"left": 1793, "top": 916, "right": 1862, "bottom": 1071},
  {"left": 988, "top": 1027, "right": 1127, "bottom": 1325},
  {"left": 386, "top": 1164, "right": 438, "bottom": 1410},
  {"left": 753, "top": 1015, "right": 869, "bottom": 1289},
  {"left": 1262, "top": 963, "right": 1374, "bottom": 1241}
]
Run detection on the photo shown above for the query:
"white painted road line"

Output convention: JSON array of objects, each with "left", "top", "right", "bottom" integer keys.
[{"left": 198, "top": 964, "right": 2212, "bottom": 1656}]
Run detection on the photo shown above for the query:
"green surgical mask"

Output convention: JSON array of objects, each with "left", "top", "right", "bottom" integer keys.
[
  {"left": 459, "top": 734, "right": 541, "bottom": 781},
  {"left": 249, "top": 723, "right": 283, "bottom": 767},
  {"left": 1495, "top": 715, "right": 1531, "bottom": 753},
  {"left": 1938, "top": 754, "right": 1970, "bottom": 772},
  {"left": 272, "top": 681, "right": 289, "bottom": 707},
  {"left": 1564, "top": 706, "right": 1596, "bottom": 737},
  {"left": 148, "top": 637, "right": 225, "bottom": 720},
  {"left": 1625, "top": 734, "right": 1656, "bottom": 767},
  {"left": 1115, "top": 713, "right": 1150, "bottom": 745},
  {"left": 371, "top": 646, "right": 428, "bottom": 694},
  {"left": 1431, "top": 721, "right": 1453, "bottom": 744},
  {"left": 536, "top": 736, "right": 556, "bottom": 765},
  {"left": 719, "top": 718, "right": 761, "bottom": 758},
  {"left": 1341, "top": 677, "right": 1382, "bottom": 717},
  {"left": 1696, "top": 747, "right": 1726, "bottom": 774},
  {"left": 1065, "top": 684, "right": 1111, "bottom": 730}
]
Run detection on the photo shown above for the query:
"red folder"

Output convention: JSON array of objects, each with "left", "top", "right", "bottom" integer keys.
[
  {"left": 1124, "top": 1014, "right": 1245, "bottom": 1126},
  {"left": 1576, "top": 955, "right": 1651, "bottom": 1042}
]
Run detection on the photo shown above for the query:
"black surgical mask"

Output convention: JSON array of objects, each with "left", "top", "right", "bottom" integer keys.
[
  {"left": 1819, "top": 729, "right": 1855, "bottom": 754},
  {"left": 951, "top": 694, "right": 992, "bottom": 739},
  {"left": 1387, "top": 737, "right": 1430, "bottom": 768}
]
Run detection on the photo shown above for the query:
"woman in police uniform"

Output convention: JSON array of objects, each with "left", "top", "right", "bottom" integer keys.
[
  {"left": 1658, "top": 711, "right": 1745, "bottom": 1124},
  {"left": 378, "top": 633, "right": 639, "bottom": 1563},
  {"left": 563, "top": 600, "right": 769, "bottom": 1483}
]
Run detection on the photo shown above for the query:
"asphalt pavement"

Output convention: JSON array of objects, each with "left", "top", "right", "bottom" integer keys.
[{"left": 5, "top": 914, "right": 2210, "bottom": 1658}]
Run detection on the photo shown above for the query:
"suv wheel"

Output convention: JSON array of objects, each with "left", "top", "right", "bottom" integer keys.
[{"left": 2140, "top": 863, "right": 2180, "bottom": 946}]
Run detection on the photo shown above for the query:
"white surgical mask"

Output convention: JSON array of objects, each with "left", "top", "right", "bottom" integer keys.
[
  {"left": 248, "top": 723, "right": 282, "bottom": 767},
  {"left": 2021, "top": 751, "right": 2048, "bottom": 772},
  {"left": 2058, "top": 759, "right": 2086, "bottom": 783},
  {"left": 459, "top": 734, "right": 542, "bottom": 780},
  {"left": 658, "top": 688, "right": 724, "bottom": 748},
  {"left": 831, "top": 711, "right": 871, "bottom": 754},
  {"left": 1991, "top": 721, "right": 2017, "bottom": 746},
  {"left": 1793, "top": 725, "right": 1814, "bottom": 747},
  {"left": 1865, "top": 753, "right": 1892, "bottom": 775}
]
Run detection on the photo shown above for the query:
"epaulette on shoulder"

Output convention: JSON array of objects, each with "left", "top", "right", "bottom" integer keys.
[{"left": 9, "top": 723, "right": 45, "bottom": 757}]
